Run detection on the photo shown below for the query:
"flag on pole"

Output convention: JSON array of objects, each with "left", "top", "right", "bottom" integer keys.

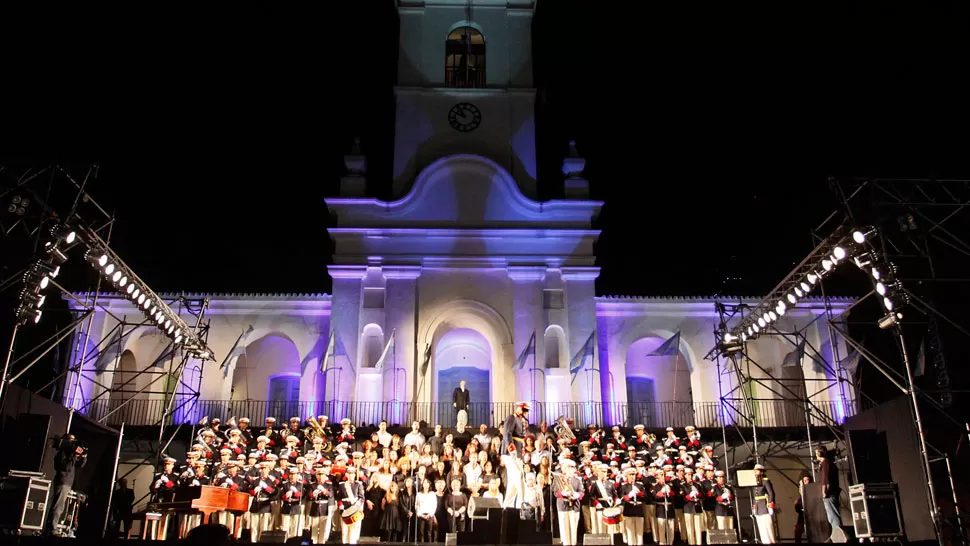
[
  {"left": 782, "top": 339, "right": 805, "bottom": 368},
  {"left": 320, "top": 330, "right": 335, "bottom": 373},
  {"left": 514, "top": 331, "right": 536, "bottom": 370},
  {"left": 913, "top": 338, "right": 926, "bottom": 378},
  {"left": 320, "top": 329, "right": 352, "bottom": 374},
  {"left": 569, "top": 331, "right": 596, "bottom": 385},
  {"left": 648, "top": 331, "right": 681, "bottom": 357},
  {"left": 375, "top": 330, "right": 395, "bottom": 370},
  {"left": 840, "top": 347, "right": 862, "bottom": 378}
]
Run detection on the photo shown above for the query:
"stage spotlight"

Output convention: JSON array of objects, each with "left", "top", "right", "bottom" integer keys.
[
  {"left": 16, "top": 305, "right": 42, "bottom": 325},
  {"left": 22, "top": 292, "right": 45, "bottom": 308},
  {"left": 822, "top": 258, "right": 834, "bottom": 271},
  {"left": 875, "top": 280, "right": 901, "bottom": 296},
  {"left": 853, "top": 226, "right": 876, "bottom": 244},
  {"left": 878, "top": 312, "right": 903, "bottom": 329},
  {"left": 799, "top": 280, "right": 810, "bottom": 293},
  {"left": 174, "top": 333, "right": 183, "bottom": 344},
  {"left": 757, "top": 316, "right": 766, "bottom": 328},
  {"left": 118, "top": 275, "right": 128, "bottom": 288},
  {"left": 872, "top": 268, "right": 881, "bottom": 280},
  {"left": 753, "top": 323, "right": 760, "bottom": 333},
  {"left": 767, "top": 310, "right": 777, "bottom": 322},
  {"left": 795, "top": 286, "right": 804, "bottom": 298},
  {"left": 807, "top": 273, "right": 819, "bottom": 285},
  {"left": 85, "top": 250, "right": 109, "bottom": 268},
  {"left": 142, "top": 298, "right": 151, "bottom": 310},
  {"left": 137, "top": 293, "right": 146, "bottom": 305},
  {"left": 883, "top": 297, "right": 894, "bottom": 311},
  {"left": 787, "top": 292, "right": 797, "bottom": 304},
  {"left": 111, "top": 270, "right": 123, "bottom": 283},
  {"left": 853, "top": 254, "right": 873, "bottom": 268},
  {"left": 832, "top": 246, "right": 847, "bottom": 261},
  {"left": 52, "top": 225, "right": 77, "bottom": 245},
  {"left": 776, "top": 301, "right": 787, "bottom": 315},
  {"left": 104, "top": 262, "right": 115, "bottom": 275},
  {"left": 45, "top": 241, "right": 69, "bottom": 265}
]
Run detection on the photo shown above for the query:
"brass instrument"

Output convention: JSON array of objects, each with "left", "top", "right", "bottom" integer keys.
[
  {"left": 645, "top": 432, "right": 657, "bottom": 445},
  {"left": 226, "top": 416, "right": 237, "bottom": 429},
  {"left": 304, "top": 416, "right": 334, "bottom": 451},
  {"left": 553, "top": 416, "right": 576, "bottom": 441},
  {"left": 551, "top": 471, "right": 576, "bottom": 504}
]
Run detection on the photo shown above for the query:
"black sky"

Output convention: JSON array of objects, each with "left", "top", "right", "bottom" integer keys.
[{"left": 4, "top": 1, "right": 969, "bottom": 300}]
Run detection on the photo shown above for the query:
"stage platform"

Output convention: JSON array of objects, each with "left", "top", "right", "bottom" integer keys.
[{"left": 0, "top": 538, "right": 942, "bottom": 546}]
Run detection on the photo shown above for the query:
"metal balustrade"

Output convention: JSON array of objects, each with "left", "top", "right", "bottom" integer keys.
[{"left": 86, "top": 397, "right": 856, "bottom": 430}]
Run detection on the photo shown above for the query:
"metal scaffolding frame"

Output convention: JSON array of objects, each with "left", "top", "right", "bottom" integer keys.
[
  {"left": 816, "top": 177, "right": 970, "bottom": 543},
  {"left": 1, "top": 163, "right": 216, "bottom": 525}
]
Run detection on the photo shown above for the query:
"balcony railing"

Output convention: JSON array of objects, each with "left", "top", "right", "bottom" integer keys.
[{"left": 86, "top": 398, "right": 855, "bottom": 430}]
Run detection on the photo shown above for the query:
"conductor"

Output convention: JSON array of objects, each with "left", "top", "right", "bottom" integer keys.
[
  {"left": 452, "top": 380, "right": 470, "bottom": 413},
  {"left": 49, "top": 433, "right": 88, "bottom": 535}
]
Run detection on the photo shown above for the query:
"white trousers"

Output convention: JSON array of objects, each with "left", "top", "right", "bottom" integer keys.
[
  {"left": 341, "top": 516, "right": 362, "bottom": 544},
  {"left": 675, "top": 508, "right": 686, "bottom": 538},
  {"left": 684, "top": 512, "right": 703, "bottom": 545},
  {"left": 250, "top": 512, "right": 273, "bottom": 542},
  {"left": 755, "top": 513, "right": 775, "bottom": 544},
  {"left": 501, "top": 455, "right": 525, "bottom": 508},
  {"left": 558, "top": 510, "right": 581, "bottom": 546},
  {"left": 717, "top": 515, "right": 734, "bottom": 530},
  {"left": 655, "top": 516, "right": 676, "bottom": 545},
  {"left": 642, "top": 504, "right": 655, "bottom": 534},
  {"left": 309, "top": 506, "right": 335, "bottom": 544},
  {"left": 623, "top": 516, "right": 644, "bottom": 546},
  {"left": 283, "top": 513, "right": 303, "bottom": 539},
  {"left": 582, "top": 506, "right": 591, "bottom": 533}
]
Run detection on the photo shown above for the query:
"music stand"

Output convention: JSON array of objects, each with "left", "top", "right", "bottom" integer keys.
[
  {"left": 468, "top": 497, "right": 502, "bottom": 530},
  {"left": 736, "top": 470, "right": 760, "bottom": 543}
]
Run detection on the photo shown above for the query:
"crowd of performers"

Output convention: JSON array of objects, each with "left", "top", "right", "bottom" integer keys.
[{"left": 149, "top": 403, "right": 776, "bottom": 544}]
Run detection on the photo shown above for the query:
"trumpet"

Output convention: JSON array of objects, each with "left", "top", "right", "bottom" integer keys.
[
  {"left": 644, "top": 433, "right": 657, "bottom": 445},
  {"left": 554, "top": 416, "right": 576, "bottom": 441}
]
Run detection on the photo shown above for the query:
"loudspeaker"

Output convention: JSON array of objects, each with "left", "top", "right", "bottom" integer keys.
[
  {"left": 583, "top": 533, "right": 612, "bottom": 545},
  {"left": 707, "top": 529, "right": 739, "bottom": 544},
  {"left": 258, "top": 530, "right": 286, "bottom": 543},
  {"left": 849, "top": 483, "right": 903, "bottom": 539},
  {"left": 846, "top": 429, "right": 892, "bottom": 484},
  {"left": 7, "top": 414, "right": 51, "bottom": 474}
]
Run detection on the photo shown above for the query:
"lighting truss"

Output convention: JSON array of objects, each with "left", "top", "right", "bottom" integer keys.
[
  {"left": 722, "top": 223, "right": 907, "bottom": 350},
  {"left": 77, "top": 225, "right": 213, "bottom": 360}
]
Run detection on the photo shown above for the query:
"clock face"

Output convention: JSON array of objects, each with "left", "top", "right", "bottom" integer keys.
[{"left": 448, "top": 102, "right": 482, "bottom": 132}]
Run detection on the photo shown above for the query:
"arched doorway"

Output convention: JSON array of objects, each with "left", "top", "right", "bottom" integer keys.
[
  {"left": 231, "top": 334, "right": 301, "bottom": 422},
  {"left": 108, "top": 350, "right": 137, "bottom": 425},
  {"left": 625, "top": 336, "right": 694, "bottom": 428},
  {"left": 435, "top": 328, "right": 491, "bottom": 427}
]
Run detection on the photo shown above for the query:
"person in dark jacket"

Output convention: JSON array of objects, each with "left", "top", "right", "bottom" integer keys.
[
  {"left": 452, "top": 381, "right": 470, "bottom": 413},
  {"left": 48, "top": 434, "right": 88, "bottom": 535},
  {"left": 816, "top": 446, "right": 843, "bottom": 536}
]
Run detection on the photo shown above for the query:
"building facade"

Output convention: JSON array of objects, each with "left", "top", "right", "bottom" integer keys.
[{"left": 65, "top": 0, "right": 854, "bottom": 431}]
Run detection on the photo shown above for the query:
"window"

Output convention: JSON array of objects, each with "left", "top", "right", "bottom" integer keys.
[
  {"left": 544, "top": 327, "right": 564, "bottom": 368},
  {"left": 543, "top": 289, "right": 564, "bottom": 309},
  {"left": 445, "top": 27, "right": 486, "bottom": 88},
  {"left": 269, "top": 375, "right": 300, "bottom": 402},
  {"left": 363, "top": 287, "right": 385, "bottom": 309},
  {"left": 626, "top": 377, "right": 658, "bottom": 427}
]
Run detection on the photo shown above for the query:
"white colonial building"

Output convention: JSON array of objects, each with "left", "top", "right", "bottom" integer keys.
[{"left": 65, "top": 0, "right": 854, "bottom": 432}]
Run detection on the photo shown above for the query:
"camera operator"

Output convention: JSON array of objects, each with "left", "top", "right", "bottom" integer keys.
[{"left": 48, "top": 433, "right": 88, "bottom": 535}]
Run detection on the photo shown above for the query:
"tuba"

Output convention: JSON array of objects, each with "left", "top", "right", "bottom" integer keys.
[{"left": 553, "top": 416, "right": 576, "bottom": 441}]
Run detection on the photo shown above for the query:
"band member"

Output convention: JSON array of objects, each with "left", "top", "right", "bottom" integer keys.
[
  {"left": 308, "top": 464, "right": 336, "bottom": 544},
  {"left": 281, "top": 469, "right": 304, "bottom": 539},
  {"left": 794, "top": 473, "right": 811, "bottom": 543},
  {"left": 501, "top": 402, "right": 530, "bottom": 508},
  {"left": 711, "top": 470, "right": 734, "bottom": 531},
  {"left": 639, "top": 463, "right": 657, "bottom": 541},
  {"left": 619, "top": 467, "right": 646, "bottom": 546},
  {"left": 751, "top": 464, "right": 775, "bottom": 544},
  {"left": 591, "top": 464, "right": 619, "bottom": 535},
  {"left": 237, "top": 417, "right": 253, "bottom": 446},
  {"left": 214, "top": 461, "right": 243, "bottom": 533},
  {"left": 263, "top": 417, "right": 282, "bottom": 453},
  {"left": 337, "top": 465, "right": 366, "bottom": 544},
  {"left": 682, "top": 468, "right": 704, "bottom": 545},
  {"left": 816, "top": 446, "right": 843, "bottom": 539},
  {"left": 48, "top": 434, "right": 88, "bottom": 536},
  {"left": 652, "top": 469, "right": 679, "bottom": 545},
  {"left": 554, "top": 459, "right": 584, "bottom": 546},
  {"left": 150, "top": 457, "right": 178, "bottom": 540},
  {"left": 248, "top": 461, "right": 279, "bottom": 542},
  {"left": 700, "top": 466, "right": 718, "bottom": 532}
]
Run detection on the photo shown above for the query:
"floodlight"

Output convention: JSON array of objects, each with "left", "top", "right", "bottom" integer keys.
[
  {"left": 832, "top": 246, "right": 847, "bottom": 261},
  {"left": 52, "top": 225, "right": 77, "bottom": 245},
  {"left": 853, "top": 226, "right": 876, "bottom": 244},
  {"left": 878, "top": 312, "right": 902, "bottom": 329}
]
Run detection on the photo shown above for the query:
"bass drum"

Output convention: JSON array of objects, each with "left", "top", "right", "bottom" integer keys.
[
  {"left": 341, "top": 504, "right": 363, "bottom": 525},
  {"left": 456, "top": 409, "right": 468, "bottom": 433},
  {"left": 602, "top": 506, "right": 623, "bottom": 526}
]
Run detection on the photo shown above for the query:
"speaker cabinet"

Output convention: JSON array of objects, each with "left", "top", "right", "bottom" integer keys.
[
  {"left": 582, "top": 533, "right": 612, "bottom": 545},
  {"left": 849, "top": 483, "right": 903, "bottom": 539},
  {"left": 847, "top": 429, "right": 892, "bottom": 484},
  {"left": 707, "top": 529, "right": 739, "bottom": 544}
]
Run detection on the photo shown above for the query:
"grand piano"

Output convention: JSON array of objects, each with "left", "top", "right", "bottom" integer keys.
[{"left": 146, "top": 485, "right": 250, "bottom": 539}]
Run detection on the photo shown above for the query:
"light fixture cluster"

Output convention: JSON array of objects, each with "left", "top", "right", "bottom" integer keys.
[
  {"left": 15, "top": 225, "right": 77, "bottom": 326},
  {"left": 81, "top": 232, "right": 211, "bottom": 359},
  {"left": 727, "top": 226, "right": 908, "bottom": 345}
]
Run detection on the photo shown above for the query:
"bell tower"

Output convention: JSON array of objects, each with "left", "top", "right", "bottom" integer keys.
[{"left": 393, "top": 0, "right": 537, "bottom": 199}]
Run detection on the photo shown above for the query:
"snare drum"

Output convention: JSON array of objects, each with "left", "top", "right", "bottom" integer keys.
[
  {"left": 602, "top": 506, "right": 623, "bottom": 525},
  {"left": 341, "top": 504, "right": 363, "bottom": 525}
]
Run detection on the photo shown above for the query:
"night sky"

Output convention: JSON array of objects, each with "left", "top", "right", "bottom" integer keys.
[
  {"left": 3, "top": 3, "right": 969, "bottom": 399},
  {"left": 4, "top": 2, "right": 966, "bottom": 298}
]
